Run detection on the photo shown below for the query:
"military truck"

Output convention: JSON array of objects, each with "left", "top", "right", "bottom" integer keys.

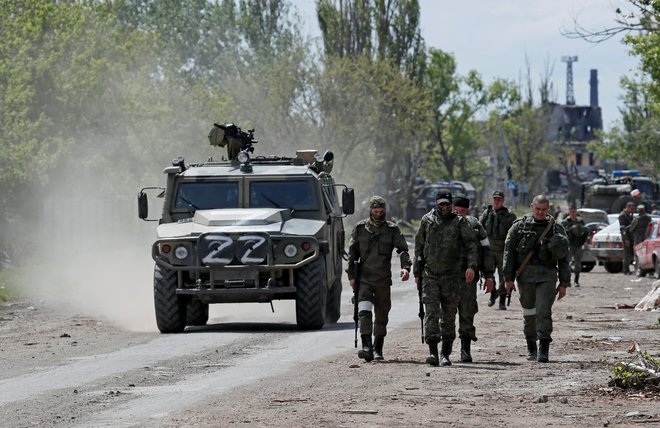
[
  {"left": 580, "top": 170, "right": 660, "bottom": 214},
  {"left": 138, "top": 123, "right": 355, "bottom": 333}
]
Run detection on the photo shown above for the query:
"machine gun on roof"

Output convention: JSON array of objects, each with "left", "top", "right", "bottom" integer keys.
[{"left": 208, "top": 123, "right": 258, "bottom": 161}]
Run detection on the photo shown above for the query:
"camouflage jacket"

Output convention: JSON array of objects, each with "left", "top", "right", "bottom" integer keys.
[
  {"left": 479, "top": 206, "right": 517, "bottom": 251},
  {"left": 346, "top": 218, "right": 411, "bottom": 286},
  {"left": 561, "top": 216, "right": 589, "bottom": 247},
  {"left": 629, "top": 213, "right": 652, "bottom": 244},
  {"left": 503, "top": 215, "right": 571, "bottom": 285},
  {"left": 619, "top": 210, "right": 633, "bottom": 238},
  {"left": 464, "top": 215, "right": 496, "bottom": 281},
  {"left": 413, "top": 210, "right": 479, "bottom": 277}
]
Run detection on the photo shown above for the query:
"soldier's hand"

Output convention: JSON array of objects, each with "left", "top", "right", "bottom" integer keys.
[
  {"left": 556, "top": 284, "right": 567, "bottom": 300},
  {"left": 400, "top": 269, "right": 410, "bottom": 282},
  {"left": 465, "top": 268, "right": 475, "bottom": 283},
  {"left": 505, "top": 281, "right": 516, "bottom": 294},
  {"left": 349, "top": 278, "right": 356, "bottom": 291},
  {"left": 484, "top": 278, "right": 495, "bottom": 294}
]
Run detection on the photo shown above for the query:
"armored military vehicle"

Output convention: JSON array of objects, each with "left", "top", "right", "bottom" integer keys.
[
  {"left": 580, "top": 170, "right": 659, "bottom": 214},
  {"left": 138, "top": 123, "right": 355, "bottom": 333}
]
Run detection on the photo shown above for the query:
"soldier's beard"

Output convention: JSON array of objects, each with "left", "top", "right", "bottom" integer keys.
[
  {"left": 437, "top": 206, "right": 452, "bottom": 217},
  {"left": 370, "top": 212, "right": 386, "bottom": 226}
]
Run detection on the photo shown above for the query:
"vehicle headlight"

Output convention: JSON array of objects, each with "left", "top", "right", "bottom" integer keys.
[
  {"left": 283, "top": 243, "right": 298, "bottom": 258},
  {"left": 237, "top": 150, "right": 250, "bottom": 163},
  {"left": 174, "top": 245, "right": 189, "bottom": 260}
]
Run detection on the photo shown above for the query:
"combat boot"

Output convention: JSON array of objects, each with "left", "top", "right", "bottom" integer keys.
[
  {"left": 460, "top": 338, "right": 472, "bottom": 363},
  {"left": 357, "top": 335, "right": 374, "bottom": 362},
  {"left": 373, "top": 337, "right": 384, "bottom": 361},
  {"left": 538, "top": 339, "right": 550, "bottom": 363},
  {"left": 574, "top": 272, "right": 580, "bottom": 287},
  {"left": 487, "top": 293, "right": 496, "bottom": 307},
  {"left": 498, "top": 293, "right": 507, "bottom": 310},
  {"left": 440, "top": 340, "right": 453, "bottom": 366},
  {"left": 426, "top": 341, "right": 439, "bottom": 366},
  {"left": 526, "top": 337, "right": 537, "bottom": 361}
]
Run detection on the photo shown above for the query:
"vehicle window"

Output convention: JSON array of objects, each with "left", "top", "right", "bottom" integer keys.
[
  {"left": 250, "top": 180, "right": 317, "bottom": 210},
  {"left": 174, "top": 182, "right": 239, "bottom": 211}
]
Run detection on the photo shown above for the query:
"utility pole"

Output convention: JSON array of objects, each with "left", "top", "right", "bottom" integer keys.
[{"left": 561, "top": 55, "right": 578, "bottom": 105}]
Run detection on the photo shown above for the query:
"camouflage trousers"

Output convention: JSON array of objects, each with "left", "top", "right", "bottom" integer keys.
[
  {"left": 516, "top": 279, "right": 557, "bottom": 341},
  {"left": 492, "top": 248, "right": 506, "bottom": 296},
  {"left": 357, "top": 281, "right": 391, "bottom": 337},
  {"left": 568, "top": 245, "right": 583, "bottom": 274},
  {"left": 422, "top": 274, "right": 461, "bottom": 344},
  {"left": 623, "top": 239, "right": 634, "bottom": 271},
  {"left": 458, "top": 280, "right": 479, "bottom": 341}
]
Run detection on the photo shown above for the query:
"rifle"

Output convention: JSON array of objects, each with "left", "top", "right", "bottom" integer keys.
[
  {"left": 353, "top": 258, "right": 362, "bottom": 349},
  {"left": 512, "top": 218, "right": 555, "bottom": 303},
  {"left": 417, "top": 257, "right": 425, "bottom": 344}
]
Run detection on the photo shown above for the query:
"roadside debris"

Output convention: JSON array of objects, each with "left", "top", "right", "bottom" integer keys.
[
  {"left": 608, "top": 342, "right": 660, "bottom": 391},
  {"left": 635, "top": 280, "right": 660, "bottom": 312}
]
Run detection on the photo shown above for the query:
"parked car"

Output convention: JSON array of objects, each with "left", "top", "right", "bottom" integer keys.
[
  {"left": 581, "top": 221, "right": 608, "bottom": 272},
  {"left": 577, "top": 208, "right": 609, "bottom": 225},
  {"left": 633, "top": 219, "right": 660, "bottom": 277},
  {"left": 591, "top": 215, "right": 660, "bottom": 273}
]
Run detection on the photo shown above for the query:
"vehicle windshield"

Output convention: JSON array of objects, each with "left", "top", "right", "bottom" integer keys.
[
  {"left": 174, "top": 181, "right": 239, "bottom": 211},
  {"left": 250, "top": 180, "right": 317, "bottom": 210}
]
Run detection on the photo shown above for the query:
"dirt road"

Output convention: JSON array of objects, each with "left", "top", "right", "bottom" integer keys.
[{"left": 1, "top": 263, "right": 659, "bottom": 427}]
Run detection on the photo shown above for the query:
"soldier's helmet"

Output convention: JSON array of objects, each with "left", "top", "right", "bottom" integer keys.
[
  {"left": 369, "top": 195, "right": 386, "bottom": 209},
  {"left": 435, "top": 189, "right": 452, "bottom": 204}
]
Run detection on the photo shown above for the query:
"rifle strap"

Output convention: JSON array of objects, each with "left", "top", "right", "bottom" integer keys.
[{"left": 515, "top": 217, "right": 554, "bottom": 278}]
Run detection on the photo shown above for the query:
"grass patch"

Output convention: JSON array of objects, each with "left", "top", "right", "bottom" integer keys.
[{"left": 0, "top": 268, "right": 17, "bottom": 302}]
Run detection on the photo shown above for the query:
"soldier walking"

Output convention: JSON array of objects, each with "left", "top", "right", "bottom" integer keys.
[
  {"left": 479, "top": 190, "right": 517, "bottom": 310},
  {"left": 561, "top": 204, "right": 589, "bottom": 287},
  {"left": 453, "top": 194, "right": 495, "bottom": 362},
  {"left": 619, "top": 202, "right": 635, "bottom": 275},
  {"left": 347, "top": 196, "right": 411, "bottom": 362},
  {"left": 504, "top": 195, "right": 570, "bottom": 363},
  {"left": 414, "top": 189, "right": 479, "bottom": 366}
]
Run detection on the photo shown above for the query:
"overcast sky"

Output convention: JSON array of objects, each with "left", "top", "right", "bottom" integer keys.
[{"left": 294, "top": 0, "right": 640, "bottom": 131}]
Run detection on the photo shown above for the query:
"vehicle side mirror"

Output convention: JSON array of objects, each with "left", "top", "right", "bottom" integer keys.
[
  {"left": 342, "top": 188, "right": 355, "bottom": 215},
  {"left": 138, "top": 191, "right": 148, "bottom": 219}
]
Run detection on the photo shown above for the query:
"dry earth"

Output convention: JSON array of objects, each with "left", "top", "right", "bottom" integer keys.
[{"left": 1, "top": 264, "right": 659, "bottom": 427}]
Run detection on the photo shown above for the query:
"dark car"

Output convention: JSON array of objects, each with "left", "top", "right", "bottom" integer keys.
[{"left": 633, "top": 219, "right": 660, "bottom": 277}]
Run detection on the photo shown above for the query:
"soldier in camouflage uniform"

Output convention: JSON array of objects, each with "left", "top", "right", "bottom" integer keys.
[
  {"left": 414, "top": 189, "right": 479, "bottom": 366},
  {"left": 479, "top": 190, "right": 517, "bottom": 310},
  {"left": 453, "top": 194, "right": 495, "bottom": 362},
  {"left": 347, "top": 196, "right": 411, "bottom": 362},
  {"left": 629, "top": 205, "right": 652, "bottom": 247},
  {"left": 560, "top": 204, "right": 589, "bottom": 287},
  {"left": 619, "top": 202, "right": 635, "bottom": 275},
  {"left": 504, "top": 195, "right": 571, "bottom": 363}
]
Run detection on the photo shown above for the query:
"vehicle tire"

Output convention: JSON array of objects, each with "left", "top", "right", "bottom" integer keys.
[
  {"left": 581, "top": 263, "right": 595, "bottom": 273},
  {"left": 654, "top": 258, "right": 660, "bottom": 278},
  {"left": 634, "top": 255, "right": 647, "bottom": 277},
  {"left": 186, "top": 299, "right": 209, "bottom": 326},
  {"left": 325, "top": 277, "right": 342, "bottom": 324},
  {"left": 604, "top": 261, "right": 623, "bottom": 274},
  {"left": 295, "top": 257, "right": 327, "bottom": 330},
  {"left": 154, "top": 264, "right": 186, "bottom": 333}
]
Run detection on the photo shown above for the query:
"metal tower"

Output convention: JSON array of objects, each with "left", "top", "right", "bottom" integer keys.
[{"left": 561, "top": 55, "right": 578, "bottom": 105}]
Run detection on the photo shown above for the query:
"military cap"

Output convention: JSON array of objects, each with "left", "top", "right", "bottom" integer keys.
[
  {"left": 626, "top": 201, "right": 635, "bottom": 206},
  {"left": 637, "top": 204, "right": 645, "bottom": 210},
  {"left": 369, "top": 195, "right": 386, "bottom": 209},
  {"left": 492, "top": 190, "right": 505, "bottom": 198},
  {"left": 453, "top": 193, "right": 470, "bottom": 208},
  {"left": 435, "top": 188, "right": 452, "bottom": 204}
]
